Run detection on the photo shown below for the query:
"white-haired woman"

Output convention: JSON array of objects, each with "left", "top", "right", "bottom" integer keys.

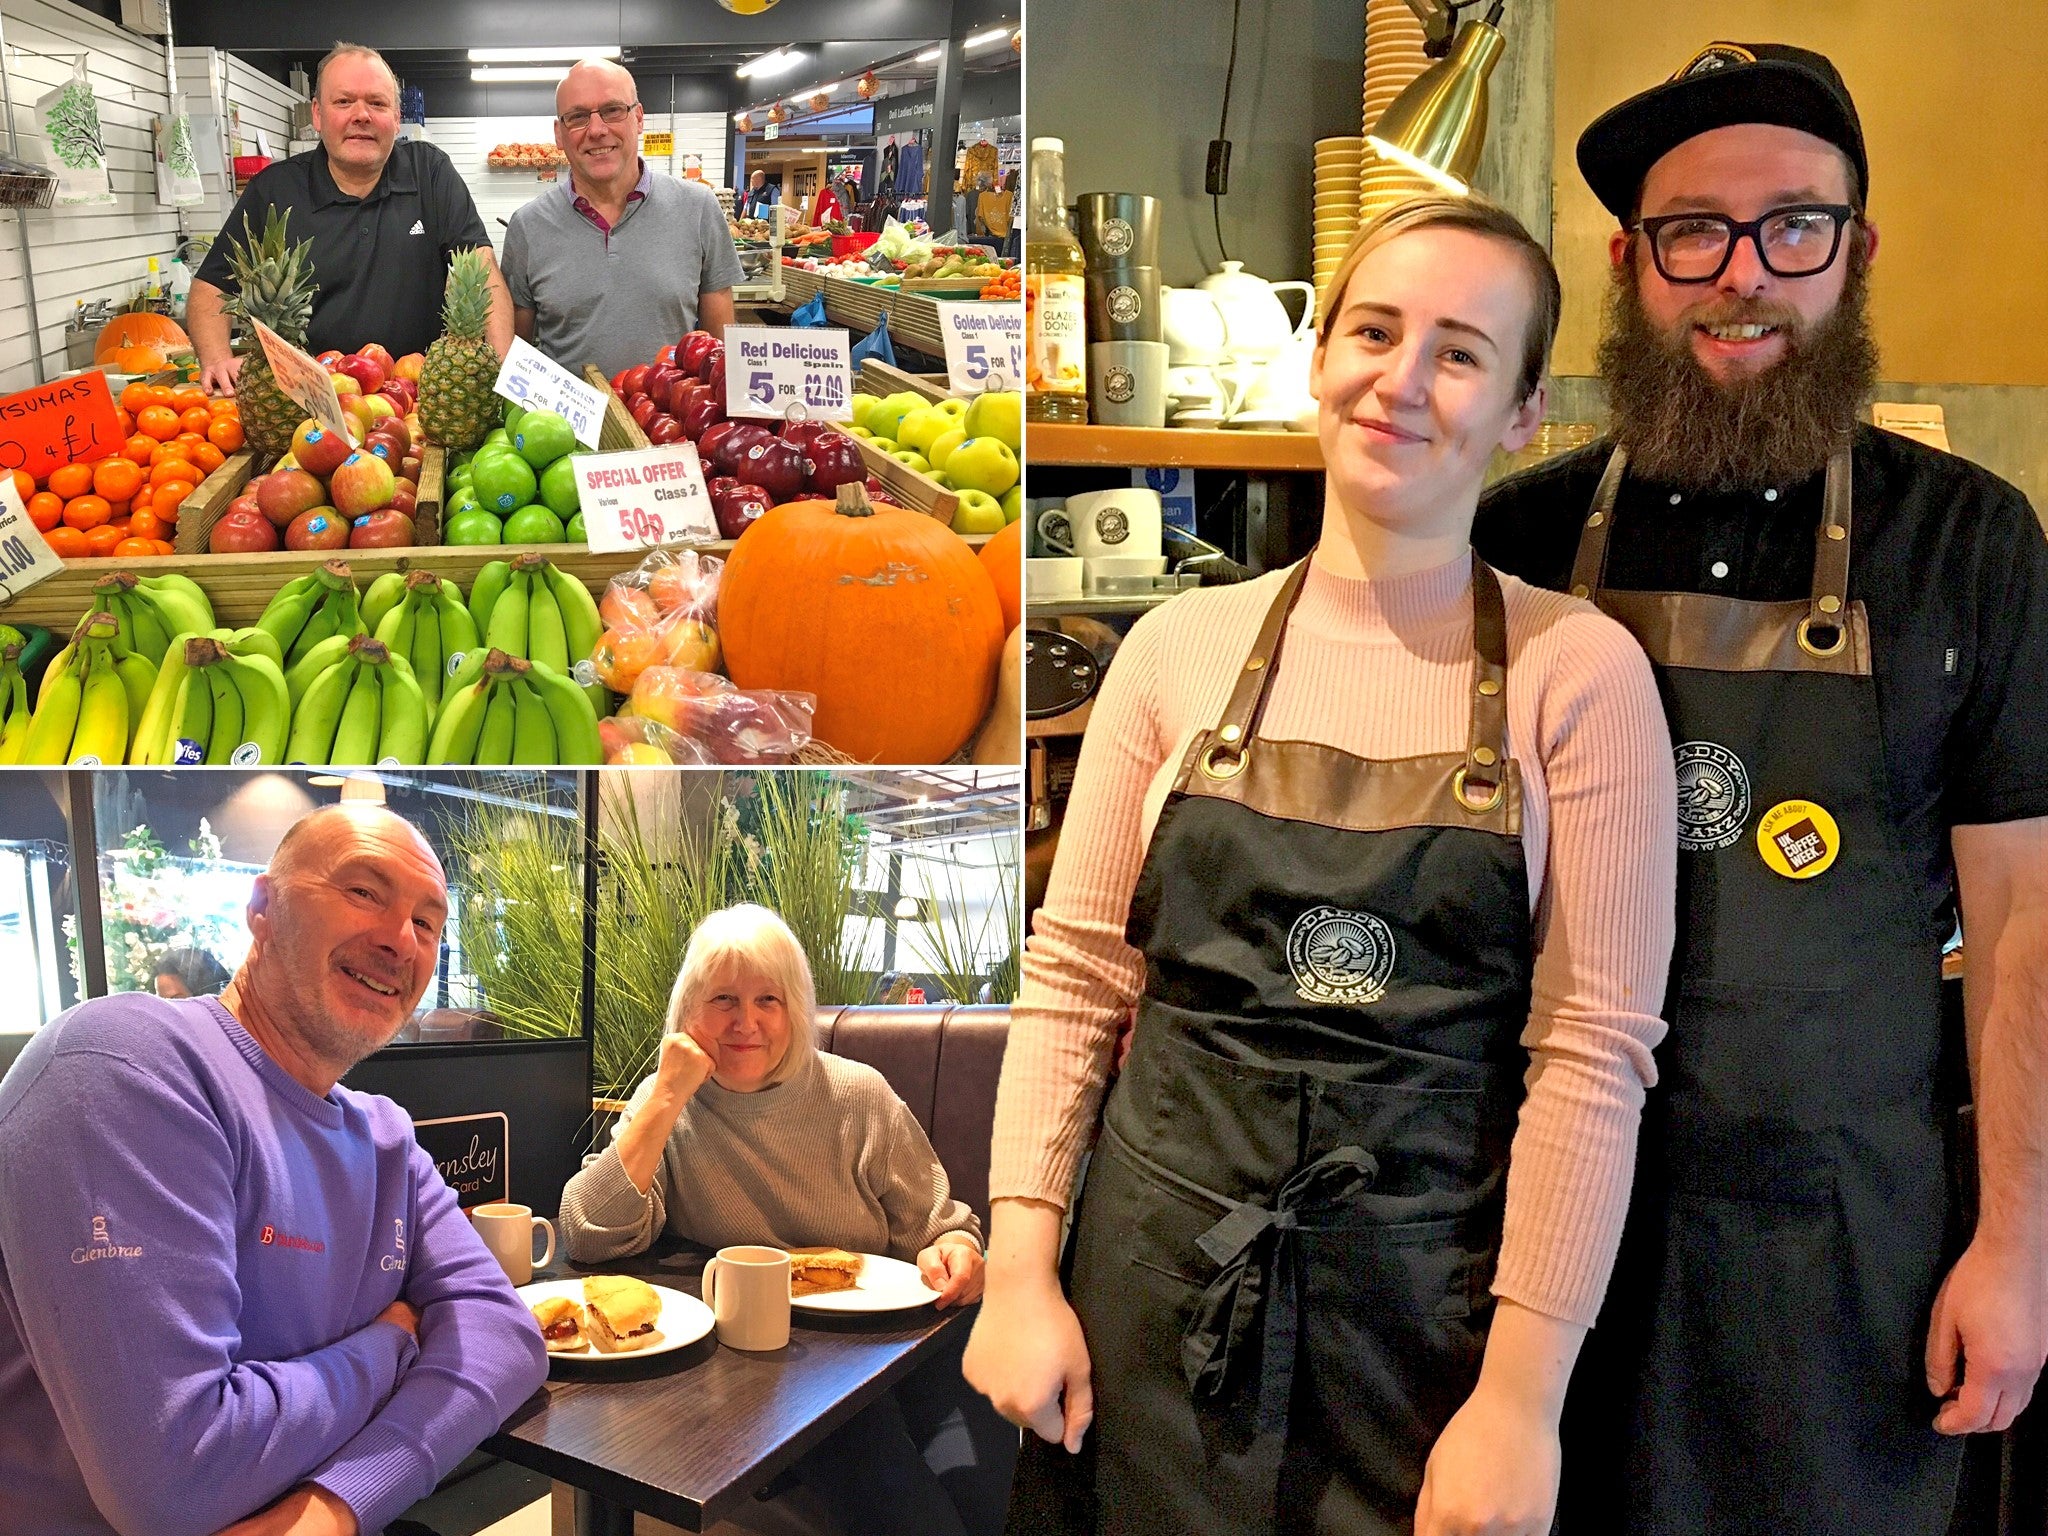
[{"left": 558, "top": 903, "right": 1012, "bottom": 1536}]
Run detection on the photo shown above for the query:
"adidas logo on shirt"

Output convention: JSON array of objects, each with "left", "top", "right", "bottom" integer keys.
[{"left": 408, "top": 219, "right": 425, "bottom": 235}]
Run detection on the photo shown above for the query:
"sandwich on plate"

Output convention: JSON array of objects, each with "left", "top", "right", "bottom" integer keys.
[
  {"left": 788, "top": 1247, "right": 865, "bottom": 1297},
  {"left": 582, "top": 1275, "right": 663, "bottom": 1352},
  {"left": 531, "top": 1295, "right": 588, "bottom": 1353}
]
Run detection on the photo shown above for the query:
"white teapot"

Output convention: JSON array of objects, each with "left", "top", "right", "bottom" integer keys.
[{"left": 1196, "top": 261, "right": 1316, "bottom": 362}]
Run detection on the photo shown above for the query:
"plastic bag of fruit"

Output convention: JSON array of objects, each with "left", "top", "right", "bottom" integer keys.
[
  {"left": 599, "top": 669, "right": 816, "bottom": 765},
  {"left": 587, "top": 547, "right": 725, "bottom": 695}
]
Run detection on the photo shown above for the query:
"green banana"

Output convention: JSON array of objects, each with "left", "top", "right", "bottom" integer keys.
[
  {"left": 19, "top": 652, "right": 82, "bottom": 765},
  {"left": 217, "top": 648, "right": 290, "bottom": 765},
  {"left": 484, "top": 568, "right": 530, "bottom": 655},
  {"left": 509, "top": 675, "right": 556, "bottom": 763},
  {"left": 132, "top": 635, "right": 195, "bottom": 766},
  {"left": 473, "top": 682, "right": 516, "bottom": 766},
  {"left": 436, "top": 588, "right": 480, "bottom": 663},
  {"left": 255, "top": 573, "right": 323, "bottom": 653},
  {"left": 468, "top": 559, "right": 513, "bottom": 636},
  {"left": 90, "top": 590, "right": 136, "bottom": 659},
  {"left": 285, "top": 593, "right": 342, "bottom": 670},
  {"left": 203, "top": 659, "right": 244, "bottom": 766},
  {"left": 524, "top": 658, "right": 605, "bottom": 765},
  {"left": 286, "top": 633, "right": 355, "bottom": 709},
  {"left": 224, "top": 627, "right": 284, "bottom": 669},
  {"left": 378, "top": 594, "right": 419, "bottom": 657},
  {"left": 377, "top": 655, "right": 429, "bottom": 765},
  {"left": 409, "top": 600, "right": 443, "bottom": 720},
  {"left": 68, "top": 646, "right": 128, "bottom": 766},
  {"left": 286, "top": 654, "right": 359, "bottom": 764},
  {"left": 360, "top": 572, "right": 410, "bottom": 636},
  {"left": 329, "top": 662, "right": 383, "bottom": 767},
  {"left": 121, "top": 593, "right": 170, "bottom": 663},
  {"left": 130, "top": 572, "right": 215, "bottom": 638},
  {"left": 426, "top": 674, "right": 490, "bottom": 764},
  {"left": 113, "top": 652, "right": 158, "bottom": 745},
  {"left": 525, "top": 577, "right": 568, "bottom": 673},
  {"left": 546, "top": 562, "right": 604, "bottom": 660},
  {"left": 0, "top": 645, "right": 29, "bottom": 766}
]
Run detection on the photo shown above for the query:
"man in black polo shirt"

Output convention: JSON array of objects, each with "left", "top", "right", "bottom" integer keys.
[
  {"left": 189, "top": 43, "right": 511, "bottom": 395},
  {"left": 1475, "top": 42, "right": 2048, "bottom": 1536}
]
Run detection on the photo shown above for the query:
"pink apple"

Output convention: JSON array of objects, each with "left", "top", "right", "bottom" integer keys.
[
  {"left": 291, "top": 421, "right": 354, "bottom": 480},
  {"left": 315, "top": 350, "right": 344, "bottom": 368},
  {"left": 348, "top": 508, "right": 415, "bottom": 549},
  {"left": 356, "top": 343, "right": 395, "bottom": 375},
  {"left": 392, "top": 353, "right": 425, "bottom": 383},
  {"left": 330, "top": 451, "right": 397, "bottom": 517},
  {"left": 334, "top": 354, "right": 386, "bottom": 393},
  {"left": 256, "top": 468, "right": 326, "bottom": 529}
]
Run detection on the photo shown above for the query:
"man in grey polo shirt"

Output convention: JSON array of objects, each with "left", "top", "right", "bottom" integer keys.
[{"left": 503, "top": 59, "right": 744, "bottom": 377}]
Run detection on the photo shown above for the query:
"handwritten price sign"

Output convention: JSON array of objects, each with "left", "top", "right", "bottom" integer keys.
[
  {"left": 493, "top": 337, "right": 606, "bottom": 448},
  {"left": 0, "top": 475, "right": 64, "bottom": 597},
  {"left": 254, "top": 320, "right": 351, "bottom": 440},
  {"left": 572, "top": 443, "right": 719, "bottom": 553},
  {"left": 0, "top": 371, "right": 122, "bottom": 482},
  {"left": 724, "top": 325, "right": 853, "bottom": 422},
  {"left": 935, "top": 301, "right": 1023, "bottom": 396}
]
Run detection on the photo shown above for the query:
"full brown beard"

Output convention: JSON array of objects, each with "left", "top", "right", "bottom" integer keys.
[{"left": 1597, "top": 239, "right": 1879, "bottom": 492}]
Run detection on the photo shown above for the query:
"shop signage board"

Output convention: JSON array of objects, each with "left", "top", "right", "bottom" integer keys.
[
  {"left": 724, "top": 325, "right": 853, "bottom": 422},
  {"left": 0, "top": 371, "right": 122, "bottom": 481},
  {"left": 413, "top": 1111, "right": 509, "bottom": 1209},
  {"left": 571, "top": 442, "right": 718, "bottom": 552},
  {"left": 0, "top": 478, "right": 63, "bottom": 601},
  {"left": 934, "top": 301, "right": 1023, "bottom": 395},
  {"left": 494, "top": 337, "right": 607, "bottom": 448},
  {"left": 876, "top": 87, "right": 937, "bottom": 135},
  {"left": 254, "top": 320, "right": 351, "bottom": 440}
]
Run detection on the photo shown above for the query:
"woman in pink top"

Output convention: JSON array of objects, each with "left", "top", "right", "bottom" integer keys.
[{"left": 966, "top": 198, "right": 1678, "bottom": 1536}]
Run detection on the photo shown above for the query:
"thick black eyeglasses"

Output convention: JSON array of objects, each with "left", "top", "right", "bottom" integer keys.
[
  {"left": 1634, "top": 204, "right": 1856, "bottom": 284},
  {"left": 559, "top": 102, "right": 638, "bottom": 132}
]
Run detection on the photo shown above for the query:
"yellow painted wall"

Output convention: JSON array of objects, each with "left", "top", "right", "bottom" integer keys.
[{"left": 1550, "top": 5, "right": 2048, "bottom": 385}]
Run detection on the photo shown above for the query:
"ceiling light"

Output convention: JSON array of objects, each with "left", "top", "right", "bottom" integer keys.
[
  {"left": 915, "top": 47, "right": 942, "bottom": 63},
  {"left": 736, "top": 50, "right": 805, "bottom": 79},
  {"left": 471, "top": 66, "right": 572, "bottom": 83},
  {"left": 965, "top": 28, "right": 1009, "bottom": 49},
  {"left": 893, "top": 896, "right": 919, "bottom": 920},
  {"left": 339, "top": 774, "right": 387, "bottom": 805},
  {"left": 467, "top": 47, "right": 620, "bottom": 63}
]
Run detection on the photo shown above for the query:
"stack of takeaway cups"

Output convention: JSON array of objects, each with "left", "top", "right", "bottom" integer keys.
[
  {"left": 1077, "top": 192, "right": 1168, "bottom": 428},
  {"left": 1360, "top": 0, "right": 1438, "bottom": 222},
  {"left": 1313, "top": 137, "right": 1365, "bottom": 319}
]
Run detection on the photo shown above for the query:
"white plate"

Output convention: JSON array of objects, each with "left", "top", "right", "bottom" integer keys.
[
  {"left": 517, "top": 1277, "right": 714, "bottom": 1360},
  {"left": 790, "top": 1253, "right": 944, "bottom": 1313}
]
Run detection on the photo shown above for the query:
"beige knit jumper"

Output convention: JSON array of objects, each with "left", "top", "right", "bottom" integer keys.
[{"left": 988, "top": 553, "right": 1679, "bottom": 1327}]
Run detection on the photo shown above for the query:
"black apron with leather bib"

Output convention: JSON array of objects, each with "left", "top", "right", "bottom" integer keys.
[
  {"left": 1557, "top": 446, "right": 1961, "bottom": 1536},
  {"left": 1008, "top": 558, "right": 1536, "bottom": 1536}
]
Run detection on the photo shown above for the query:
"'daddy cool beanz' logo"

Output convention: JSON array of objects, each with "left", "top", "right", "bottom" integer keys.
[
  {"left": 1287, "top": 906, "right": 1398, "bottom": 1006},
  {"left": 1673, "top": 741, "right": 1750, "bottom": 852}
]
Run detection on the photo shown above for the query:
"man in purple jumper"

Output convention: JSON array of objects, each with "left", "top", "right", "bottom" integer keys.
[{"left": 0, "top": 804, "right": 549, "bottom": 1536}]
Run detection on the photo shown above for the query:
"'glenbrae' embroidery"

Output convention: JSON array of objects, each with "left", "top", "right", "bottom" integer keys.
[{"left": 72, "top": 1214, "right": 143, "bottom": 1264}]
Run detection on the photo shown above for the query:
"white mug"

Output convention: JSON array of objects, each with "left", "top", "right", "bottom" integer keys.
[
  {"left": 1167, "top": 365, "right": 1248, "bottom": 421},
  {"left": 702, "top": 1244, "right": 791, "bottom": 1352},
  {"left": 470, "top": 1202, "right": 555, "bottom": 1287},
  {"left": 1049, "top": 488, "right": 1164, "bottom": 560}
]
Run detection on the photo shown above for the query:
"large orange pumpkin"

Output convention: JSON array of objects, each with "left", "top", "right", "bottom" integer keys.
[
  {"left": 978, "top": 517, "right": 1022, "bottom": 637},
  {"left": 720, "top": 484, "right": 1004, "bottom": 763},
  {"left": 93, "top": 312, "right": 189, "bottom": 367}
]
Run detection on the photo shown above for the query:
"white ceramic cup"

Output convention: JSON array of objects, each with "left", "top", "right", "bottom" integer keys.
[
  {"left": 470, "top": 1203, "right": 555, "bottom": 1287},
  {"left": 702, "top": 1244, "right": 792, "bottom": 1352},
  {"left": 1054, "top": 488, "right": 1164, "bottom": 560},
  {"left": 1026, "top": 556, "right": 1085, "bottom": 600}
]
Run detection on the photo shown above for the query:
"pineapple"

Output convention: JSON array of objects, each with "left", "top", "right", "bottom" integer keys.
[
  {"left": 417, "top": 250, "right": 497, "bottom": 450},
  {"left": 218, "top": 209, "right": 319, "bottom": 465}
]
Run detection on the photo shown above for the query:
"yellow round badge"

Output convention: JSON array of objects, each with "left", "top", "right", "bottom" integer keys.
[{"left": 1756, "top": 800, "right": 1841, "bottom": 879}]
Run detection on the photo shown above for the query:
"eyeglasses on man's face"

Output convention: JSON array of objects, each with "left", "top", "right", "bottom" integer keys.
[
  {"left": 559, "top": 102, "right": 638, "bottom": 133},
  {"left": 1634, "top": 204, "right": 1857, "bottom": 284}
]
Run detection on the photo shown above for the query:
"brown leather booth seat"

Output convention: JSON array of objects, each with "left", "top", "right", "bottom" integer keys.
[{"left": 816, "top": 1004, "right": 1011, "bottom": 1225}]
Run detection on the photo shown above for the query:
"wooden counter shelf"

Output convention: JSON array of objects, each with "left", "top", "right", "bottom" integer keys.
[{"left": 1027, "top": 424, "right": 1324, "bottom": 473}]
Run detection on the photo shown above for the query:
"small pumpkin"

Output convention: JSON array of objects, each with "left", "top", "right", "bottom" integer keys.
[
  {"left": 720, "top": 483, "right": 1004, "bottom": 763},
  {"left": 978, "top": 517, "right": 1022, "bottom": 638},
  {"left": 93, "top": 312, "right": 189, "bottom": 366}
]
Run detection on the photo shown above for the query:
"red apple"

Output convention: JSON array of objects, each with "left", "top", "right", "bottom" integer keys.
[
  {"left": 630, "top": 396, "right": 661, "bottom": 429},
  {"left": 356, "top": 342, "right": 395, "bottom": 375},
  {"left": 331, "top": 451, "right": 398, "bottom": 517},
  {"left": 646, "top": 365, "right": 683, "bottom": 402},
  {"left": 257, "top": 468, "right": 326, "bottom": 529},
  {"left": 348, "top": 508, "right": 415, "bottom": 548},
  {"left": 648, "top": 415, "right": 684, "bottom": 444},
  {"left": 619, "top": 364, "right": 652, "bottom": 398},
  {"left": 392, "top": 352, "right": 425, "bottom": 382},
  {"left": 400, "top": 455, "right": 422, "bottom": 481},
  {"left": 739, "top": 437, "right": 806, "bottom": 503},
  {"left": 392, "top": 476, "right": 418, "bottom": 499},
  {"left": 315, "top": 350, "right": 344, "bottom": 368},
  {"left": 224, "top": 491, "right": 262, "bottom": 521},
  {"left": 697, "top": 420, "right": 745, "bottom": 463},
  {"left": 709, "top": 482, "right": 773, "bottom": 540},
  {"left": 805, "top": 431, "right": 867, "bottom": 493},
  {"left": 624, "top": 392, "right": 650, "bottom": 414},
  {"left": 696, "top": 343, "right": 725, "bottom": 385},
  {"left": 781, "top": 420, "right": 830, "bottom": 452},
  {"left": 292, "top": 422, "right": 354, "bottom": 480},
  {"left": 703, "top": 351, "right": 727, "bottom": 400},
  {"left": 677, "top": 331, "right": 717, "bottom": 374},
  {"left": 708, "top": 475, "right": 738, "bottom": 497},
  {"left": 334, "top": 353, "right": 386, "bottom": 393},
  {"left": 284, "top": 506, "right": 349, "bottom": 550},
  {"left": 680, "top": 394, "right": 726, "bottom": 439},
  {"left": 610, "top": 367, "right": 633, "bottom": 395},
  {"left": 208, "top": 507, "right": 279, "bottom": 553},
  {"left": 390, "top": 489, "right": 417, "bottom": 516},
  {"left": 863, "top": 475, "right": 903, "bottom": 508},
  {"left": 714, "top": 424, "right": 772, "bottom": 475}
]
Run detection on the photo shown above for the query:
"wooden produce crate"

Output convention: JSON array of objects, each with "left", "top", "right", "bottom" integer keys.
[
  {"left": 174, "top": 446, "right": 449, "bottom": 554},
  {"left": 858, "top": 360, "right": 955, "bottom": 404},
  {"left": 583, "top": 366, "right": 654, "bottom": 452}
]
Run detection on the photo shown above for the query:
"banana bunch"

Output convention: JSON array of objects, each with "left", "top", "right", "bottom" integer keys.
[
  {"left": 256, "top": 559, "right": 367, "bottom": 669},
  {"left": 428, "top": 648, "right": 604, "bottom": 765},
  {"left": 19, "top": 613, "right": 151, "bottom": 765},
  {"left": 366, "top": 569, "right": 481, "bottom": 722},
  {"left": 285, "top": 634, "right": 431, "bottom": 767},
  {"left": 469, "top": 554, "right": 606, "bottom": 713},
  {"left": 0, "top": 640, "right": 32, "bottom": 764},
  {"left": 132, "top": 629, "right": 292, "bottom": 766},
  {"left": 82, "top": 572, "right": 215, "bottom": 666}
]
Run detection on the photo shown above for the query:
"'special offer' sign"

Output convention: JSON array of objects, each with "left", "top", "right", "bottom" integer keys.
[{"left": 413, "top": 1112, "right": 510, "bottom": 1209}]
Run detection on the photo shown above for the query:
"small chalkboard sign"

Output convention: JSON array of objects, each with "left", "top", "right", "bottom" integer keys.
[{"left": 413, "top": 1112, "right": 510, "bottom": 1209}]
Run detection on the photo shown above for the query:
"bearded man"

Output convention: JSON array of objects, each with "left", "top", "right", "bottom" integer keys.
[
  {"left": 1475, "top": 42, "right": 2048, "bottom": 1536},
  {"left": 0, "top": 805, "right": 548, "bottom": 1536}
]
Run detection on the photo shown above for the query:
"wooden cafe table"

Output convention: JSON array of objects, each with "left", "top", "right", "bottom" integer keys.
[{"left": 484, "top": 1238, "right": 973, "bottom": 1534}]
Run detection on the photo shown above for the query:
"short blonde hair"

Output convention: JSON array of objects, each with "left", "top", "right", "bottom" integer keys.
[
  {"left": 664, "top": 904, "right": 817, "bottom": 1087},
  {"left": 1317, "top": 194, "right": 1561, "bottom": 403}
]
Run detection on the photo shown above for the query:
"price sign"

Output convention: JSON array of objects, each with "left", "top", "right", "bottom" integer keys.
[
  {"left": 724, "top": 325, "right": 853, "bottom": 422},
  {"left": 572, "top": 443, "right": 718, "bottom": 553},
  {"left": 935, "top": 301, "right": 1023, "bottom": 396},
  {"left": 253, "top": 320, "right": 351, "bottom": 440},
  {"left": 0, "top": 370, "right": 122, "bottom": 482},
  {"left": 0, "top": 476, "right": 64, "bottom": 598},
  {"left": 493, "top": 336, "right": 607, "bottom": 448},
  {"left": 643, "top": 131, "right": 674, "bottom": 157}
]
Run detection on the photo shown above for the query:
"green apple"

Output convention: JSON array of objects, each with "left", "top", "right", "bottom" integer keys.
[
  {"left": 502, "top": 504, "right": 567, "bottom": 544},
  {"left": 927, "top": 469, "right": 954, "bottom": 489},
  {"left": 848, "top": 394, "right": 879, "bottom": 432},
  {"left": 934, "top": 397, "right": 969, "bottom": 422},
  {"left": 926, "top": 426, "right": 967, "bottom": 471},
  {"left": 962, "top": 389, "right": 1022, "bottom": 453},
  {"left": 565, "top": 510, "right": 586, "bottom": 543},
  {"left": 846, "top": 425, "right": 875, "bottom": 440},
  {"left": 950, "top": 489, "right": 1007, "bottom": 535},
  {"left": 1000, "top": 486, "right": 1023, "bottom": 523},
  {"left": 869, "top": 390, "right": 929, "bottom": 443},
  {"left": 868, "top": 437, "right": 899, "bottom": 455},
  {"left": 896, "top": 407, "right": 952, "bottom": 456},
  {"left": 442, "top": 509, "right": 503, "bottom": 546},
  {"left": 944, "top": 436, "right": 1020, "bottom": 497},
  {"left": 890, "top": 449, "right": 933, "bottom": 475}
]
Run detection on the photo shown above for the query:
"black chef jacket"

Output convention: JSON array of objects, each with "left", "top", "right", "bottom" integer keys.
[
  {"left": 196, "top": 139, "right": 490, "bottom": 359},
  {"left": 1475, "top": 422, "right": 2048, "bottom": 947}
]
